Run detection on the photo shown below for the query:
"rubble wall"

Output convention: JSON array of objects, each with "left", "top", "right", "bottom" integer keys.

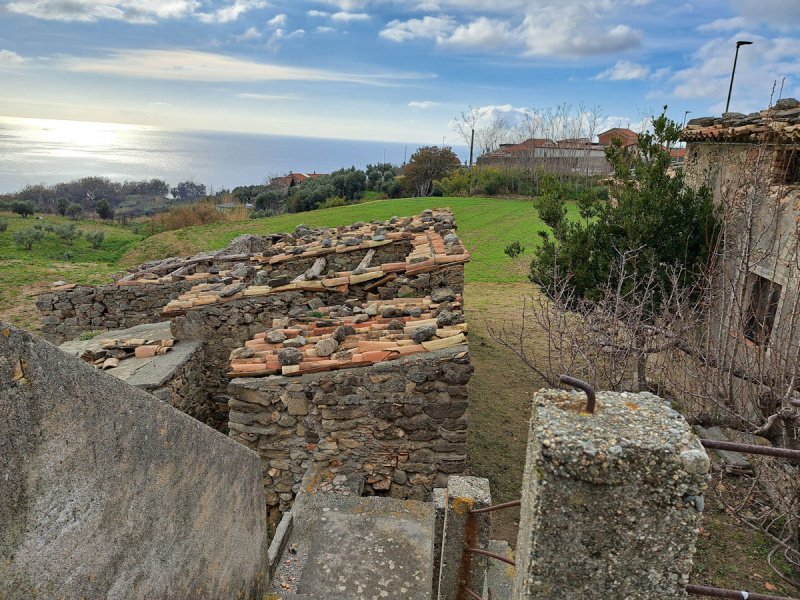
[
  {"left": 227, "top": 345, "right": 472, "bottom": 521},
  {"left": 0, "top": 323, "right": 269, "bottom": 600}
]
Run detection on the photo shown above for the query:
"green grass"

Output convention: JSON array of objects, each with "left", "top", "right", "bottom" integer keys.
[
  {"left": 123, "top": 196, "right": 579, "bottom": 284},
  {"left": 0, "top": 212, "right": 143, "bottom": 327}
]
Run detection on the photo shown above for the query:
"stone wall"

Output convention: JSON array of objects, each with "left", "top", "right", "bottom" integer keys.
[
  {"left": 0, "top": 322, "right": 269, "bottom": 600},
  {"left": 36, "top": 280, "right": 194, "bottom": 343},
  {"left": 227, "top": 345, "right": 472, "bottom": 522}
]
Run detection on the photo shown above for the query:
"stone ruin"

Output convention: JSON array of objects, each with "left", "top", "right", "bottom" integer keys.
[{"left": 35, "top": 208, "right": 473, "bottom": 521}]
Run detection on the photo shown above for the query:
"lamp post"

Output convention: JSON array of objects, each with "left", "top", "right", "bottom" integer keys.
[
  {"left": 682, "top": 110, "right": 692, "bottom": 128},
  {"left": 725, "top": 40, "right": 753, "bottom": 113}
]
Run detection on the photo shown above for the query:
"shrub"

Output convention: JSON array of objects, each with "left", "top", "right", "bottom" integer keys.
[
  {"left": 250, "top": 208, "right": 280, "bottom": 219},
  {"left": 318, "top": 196, "right": 348, "bottom": 210},
  {"left": 12, "top": 200, "right": 35, "bottom": 218},
  {"left": 504, "top": 240, "right": 525, "bottom": 258},
  {"left": 13, "top": 228, "right": 44, "bottom": 250},
  {"left": 85, "top": 231, "right": 105, "bottom": 249},
  {"left": 66, "top": 202, "right": 83, "bottom": 221},
  {"left": 53, "top": 223, "right": 81, "bottom": 245},
  {"left": 147, "top": 200, "right": 226, "bottom": 234},
  {"left": 0, "top": 221, "right": 7, "bottom": 233}
]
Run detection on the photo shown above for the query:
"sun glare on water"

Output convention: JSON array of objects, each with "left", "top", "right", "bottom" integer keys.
[{"left": 2, "top": 116, "right": 152, "bottom": 155}]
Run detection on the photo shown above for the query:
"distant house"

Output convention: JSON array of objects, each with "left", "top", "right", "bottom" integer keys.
[
  {"left": 597, "top": 128, "right": 639, "bottom": 149},
  {"left": 269, "top": 172, "right": 328, "bottom": 195}
]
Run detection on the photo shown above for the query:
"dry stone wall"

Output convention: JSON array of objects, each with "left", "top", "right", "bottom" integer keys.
[{"left": 227, "top": 345, "right": 472, "bottom": 521}]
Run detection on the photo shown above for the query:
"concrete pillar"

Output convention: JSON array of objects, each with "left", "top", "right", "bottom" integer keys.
[
  {"left": 437, "top": 476, "right": 491, "bottom": 600},
  {"left": 513, "top": 390, "right": 709, "bottom": 600},
  {"left": 432, "top": 487, "right": 446, "bottom": 599}
]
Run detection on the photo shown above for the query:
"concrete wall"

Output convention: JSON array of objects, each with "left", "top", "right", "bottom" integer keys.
[
  {"left": 0, "top": 322, "right": 269, "bottom": 600},
  {"left": 228, "top": 345, "right": 473, "bottom": 522}
]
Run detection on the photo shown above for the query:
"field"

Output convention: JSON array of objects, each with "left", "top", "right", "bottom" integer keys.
[{"left": 0, "top": 198, "right": 793, "bottom": 595}]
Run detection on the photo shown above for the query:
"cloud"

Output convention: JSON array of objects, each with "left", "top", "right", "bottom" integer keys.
[
  {"left": 61, "top": 49, "right": 432, "bottom": 86},
  {"left": 235, "top": 26, "right": 261, "bottom": 41},
  {"left": 409, "top": 100, "right": 439, "bottom": 109},
  {"left": 316, "top": 26, "right": 336, "bottom": 33},
  {"left": 697, "top": 17, "right": 749, "bottom": 32},
  {"left": 731, "top": 0, "right": 800, "bottom": 27},
  {"left": 197, "top": 0, "right": 267, "bottom": 23},
  {"left": 670, "top": 34, "right": 800, "bottom": 113},
  {"left": 266, "top": 27, "right": 305, "bottom": 51},
  {"left": 380, "top": 1, "right": 643, "bottom": 57},
  {"left": 5, "top": 0, "right": 200, "bottom": 23},
  {"left": 440, "top": 17, "right": 512, "bottom": 50},
  {"left": 380, "top": 16, "right": 455, "bottom": 42},
  {"left": 594, "top": 59, "right": 650, "bottom": 81},
  {"left": 236, "top": 92, "right": 299, "bottom": 100},
  {"left": 307, "top": 9, "right": 329, "bottom": 17},
  {"left": 330, "top": 11, "right": 370, "bottom": 21},
  {"left": 0, "top": 49, "right": 25, "bottom": 65},
  {"left": 267, "top": 13, "right": 287, "bottom": 28}
]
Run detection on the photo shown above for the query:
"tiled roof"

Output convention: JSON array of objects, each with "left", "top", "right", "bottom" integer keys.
[
  {"left": 227, "top": 294, "right": 467, "bottom": 378},
  {"left": 681, "top": 98, "right": 800, "bottom": 144}
]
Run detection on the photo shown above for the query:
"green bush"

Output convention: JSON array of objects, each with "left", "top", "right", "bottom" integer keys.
[
  {"left": 0, "top": 221, "right": 7, "bottom": 233},
  {"left": 504, "top": 240, "right": 525, "bottom": 258},
  {"left": 13, "top": 228, "right": 44, "bottom": 250},
  {"left": 53, "top": 223, "right": 81, "bottom": 245},
  {"left": 85, "top": 231, "right": 105, "bottom": 249},
  {"left": 250, "top": 208, "right": 280, "bottom": 219},
  {"left": 318, "top": 196, "right": 348, "bottom": 210}
]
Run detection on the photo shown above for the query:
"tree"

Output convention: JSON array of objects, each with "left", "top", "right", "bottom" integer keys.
[
  {"left": 12, "top": 200, "right": 35, "bottom": 218},
  {"left": 171, "top": 181, "right": 207, "bottom": 202},
  {"left": 85, "top": 231, "right": 104, "bottom": 249},
  {"left": 56, "top": 198, "right": 69, "bottom": 216},
  {"left": 254, "top": 189, "right": 285, "bottom": 212},
  {"left": 453, "top": 105, "right": 483, "bottom": 166},
  {"left": 66, "top": 202, "right": 83, "bottom": 221},
  {"left": 13, "top": 228, "right": 43, "bottom": 250},
  {"left": 403, "top": 146, "right": 461, "bottom": 197},
  {"left": 95, "top": 198, "right": 114, "bottom": 220},
  {"left": 53, "top": 223, "right": 81, "bottom": 246},
  {"left": 475, "top": 115, "right": 511, "bottom": 156}
]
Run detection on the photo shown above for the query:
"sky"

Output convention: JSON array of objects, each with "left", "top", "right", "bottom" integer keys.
[{"left": 0, "top": 0, "right": 799, "bottom": 144}]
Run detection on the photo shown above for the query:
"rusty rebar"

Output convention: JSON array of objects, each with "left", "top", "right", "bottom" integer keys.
[
  {"left": 700, "top": 439, "right": 800, "bottom": 460},
  {"left": 462, "top": 587, "right": 483, "bottom": 600},
  {"left": 466, "top": 547, "right": 516, "bottom": 566},
  {"left": 559, "top": 374, "right": 596, "bottom": 414},
  {"left": 469, "top": 500, "right": 521, "bottom": 514},
  {"left": 686, "top": 583, "right": 799, "bottom": 599}
]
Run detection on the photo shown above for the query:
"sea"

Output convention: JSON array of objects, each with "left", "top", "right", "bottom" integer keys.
[{"left": 0, "top": 116, "right": 457, "bottom": 194}]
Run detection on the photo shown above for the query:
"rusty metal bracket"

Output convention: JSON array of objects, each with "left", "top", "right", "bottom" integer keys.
[
  {"left": 469, "top": 500, "right": 521, "bottom": 515},
  {"left": 466, "top": 547, "right": 516, "bottom": 567},
  {"left": 559, "top": 375, "right": 596, "bottom": 414}
]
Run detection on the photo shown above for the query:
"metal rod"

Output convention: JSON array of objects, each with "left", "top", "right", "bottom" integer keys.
[
  {"left": 466, "top": 547, "right": 516, "bottom": 566},
  {"left": 470, "top": 500, "right": 521, "bottom": 514},
  {"left": 700, "top": 439, "right": 800, "bottom": 460},
  {"left": 463, "top": 587, "right": 483, "bottom": 600},
  {"left": 559, "top": 375, "right": 596, "bottom": 414},
  {"left": 687, "top": 583, "right": 798, "bottom": 599},
  {"left": 725, "top": 40, "right": 753, "bottom": 113}
]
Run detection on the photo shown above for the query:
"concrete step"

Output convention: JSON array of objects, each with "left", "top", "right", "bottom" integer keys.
[
  {"left": 483, "top": 540, "right": 514, "bottom": 600},
  {"left": 270, "top": 493, "right": 436, "bottom": 600}
]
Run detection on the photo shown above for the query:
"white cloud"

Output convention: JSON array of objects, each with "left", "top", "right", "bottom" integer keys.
[
  {"left": 61, "top": 48, "right": 431, "bottom": 86},
  {"left": 307, "top": 9, "right": 329, "bottom": 17},
  {"left": 440, "top": 17, "right": 512, "bottom": 50},
  {"left": 409, "top": 100, "right": 439, "bottom": 109},
  {"left": 6, "top": 0, "right": 200, "bottom": 23},
  {"left": 594, "top": 59, "right": 650, "bottom": 81},
  {"left": 731, "top": 0, "right": 800, "bottom": 27},
  {"left": 670, "top": 34, "right": 800, "bottom": 113},
  {"left": 197, "top": 0, "right": 267, "bottom": 24},
  {"left": 380, "top": 16, "right": 455, "bottom": 42},
  {"left": 235, "top": 26, "right": 262, "bottom": 41},
  {"left": 267, "top": 13, "right": 287, "bottom": 28},
  {"left": 330, "top": 11, "right": 370, "bottom": 22},
  {"left": 266, "top": 27, "right": 305, "bottom": 51},
  {"left": 316, "top": 26, "right": 336, "bottom": 33},
  {"left": 0, "top": 50, "right": 25, "bottom": 65},
  {"left": 236, "top": 92, "right": 299, "bottom": 100},
  {"left": 697, "top": 17, "right": 749, "bottom": 32}
]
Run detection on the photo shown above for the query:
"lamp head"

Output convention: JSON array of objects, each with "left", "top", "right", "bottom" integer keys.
[{"left": 737, "top": 40, "right": 753, "bottom": 47}]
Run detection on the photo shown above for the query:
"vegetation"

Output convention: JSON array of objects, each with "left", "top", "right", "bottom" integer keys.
[
  {"left": 504, "top": 240, "right": 525, "bottom": 258},
  {"left": 403, "top": 146, "right": 461, "bottom": 197},
  {"left": 13, "top": 228, "right": 44, "bottom": 250},
  {"left": 96, "top": 198, "right": 114, "bottom": 221},
  {"left": 288, "top": 167, "right": 368, "bottom": 213},
  {"left": 12, "top": 200, "right": 35, "bottom": 218},
  {"left": 85, "top": 231, "right": 105, "bottom": 249},
  {"left": 66, "top": 202, "right": 83, "bottom": 221}
]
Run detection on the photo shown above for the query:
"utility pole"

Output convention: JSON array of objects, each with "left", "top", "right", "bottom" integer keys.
[
  {"left": 469, "top": 128, "right": 475, "bottom": 167},
  {"left": 725, "top": 40, "right": 753, "bottom": 114},
  {"left": 682, "top": 111, "right": 692, "bottom": 129}
]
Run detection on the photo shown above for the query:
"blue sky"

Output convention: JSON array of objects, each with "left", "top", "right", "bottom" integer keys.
[{"left": 0, "top": 0, "right": 798, "bottom": 143}]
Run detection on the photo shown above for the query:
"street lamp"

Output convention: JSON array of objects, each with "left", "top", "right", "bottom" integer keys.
[
  {"left": 725, "top": 40, "right": 753, "bottom": 114},
  {"left": 682, "top": 110, "right": 692, "bottom": 128}
]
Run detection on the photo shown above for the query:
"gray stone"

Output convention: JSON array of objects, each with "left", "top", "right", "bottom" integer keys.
[
  {"left": 431, "top": 287, "right": 455, "bottom": 303},
  {"left": 1, "top": 323, "right": 268, "bottom": 600},
  {"left": 267, "top": 330, "right": 287, "bottom": 344},
  {"left": 331, "top": 325, "right": 354, "bottom": 342},
  {"left": 437, "top": 310, "right": 462, "bottom": 327},
  {"left": 231, "top": 265, "right": 256, "bottom": 279},
  {"left": 412, "top": 324, "right": 437, "bottom": 343},
  {"left": 314, "top": 338, "right": 338, "bottom": 357},
  {"left": 283, "top": 336, "right": 307, "bottom": 348},
  {"left": 278, "top": 348, "right": 303, "bottom": 366}
]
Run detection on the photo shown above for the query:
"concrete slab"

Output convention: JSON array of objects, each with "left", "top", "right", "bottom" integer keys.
[
  {"left": 59, "top": 321, "right": 201, "bottom": 390},
  {"left": 484, "top": 540, "right": 514, "bottom": 600},
  {"left": 272, "top": 493, "right": 435, "bottom": 599}
]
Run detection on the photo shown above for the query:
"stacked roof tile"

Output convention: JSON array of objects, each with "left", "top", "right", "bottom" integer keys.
[{"left": 682, "top": 98, "right": 800, "bottom": 144}]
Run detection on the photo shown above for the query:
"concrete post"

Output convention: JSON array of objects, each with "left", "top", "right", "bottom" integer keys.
[
  {"left": 513, "top": 390, "right": 709, "bottom": 600},
  {"left": 432, "top": 487, "right": 446, "bottom": 599},
  {"left": 437, "top": 476, "right": 491, "bottom": 600}
]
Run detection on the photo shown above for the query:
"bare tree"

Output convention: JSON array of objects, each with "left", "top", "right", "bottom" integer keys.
[
  {"left": 474, "top": 115, "right": 511, "bottom": 157},
  {"left": 452, "top": 105, "right": 483, "bottom": 166}
]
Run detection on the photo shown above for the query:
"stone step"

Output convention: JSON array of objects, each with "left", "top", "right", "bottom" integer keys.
[
  {"left": 270, "top": 493, "right": 436, "bottom": 599},
  {"left": 483, "top": 539, "right": 514, "bottom": 600}
]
